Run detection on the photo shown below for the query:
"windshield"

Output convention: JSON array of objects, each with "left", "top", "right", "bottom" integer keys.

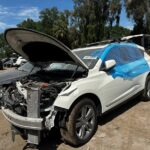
[
  {"left": 73, "top": 48, "right": 104, "bottom": 69},
  {"left": 43, "top": 62, "right": 86, "bottom": 80},
  {"left": 18, "top": 61, "right": 85, "bottom": 73},
  {"left": 45, "top": 62, "right": 84, "bottom": 71}
]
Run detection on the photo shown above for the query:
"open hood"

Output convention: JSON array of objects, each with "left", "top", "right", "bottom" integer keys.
[{"left": 5, "top": 28, "right": 88, "bottom": 70}]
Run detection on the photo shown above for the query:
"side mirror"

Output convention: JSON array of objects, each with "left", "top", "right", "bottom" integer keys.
[{"left": 104, "top": 59, "right": 116, "bottom": 70}]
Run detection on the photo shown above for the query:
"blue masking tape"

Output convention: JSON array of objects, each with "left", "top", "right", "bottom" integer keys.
[{"left": 91, "top": 43, "right": 150, "bottom": 78}]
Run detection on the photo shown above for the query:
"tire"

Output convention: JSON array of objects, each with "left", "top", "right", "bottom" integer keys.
[
  {"left": 60, "top": 98, "right": 97, "bottom": 146},
  {"left": 141, "top": 76, "right": 150, "bottom": 101}
]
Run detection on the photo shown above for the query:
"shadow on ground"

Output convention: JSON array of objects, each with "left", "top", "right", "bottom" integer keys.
[
  {"left": 37, "top": 128, "right": 62, "bottom": 150},
  {"left": 98, "top": 96, "right": 142, "bottom": 125},
  {"left": 31, "top": 96, "right": 143, "bottom": 150}
]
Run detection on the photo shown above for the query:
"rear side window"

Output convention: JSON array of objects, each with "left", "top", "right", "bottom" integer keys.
[{"left": 105, "top": 45, "right": 144, "bottom": 65}]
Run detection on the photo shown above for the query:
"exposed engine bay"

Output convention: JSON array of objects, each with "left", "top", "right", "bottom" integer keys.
[
  {"left": 3, "top": 75, "right": 67, "bottom": 117},
  {"left": 2, "top": 64, "right": 86, "bottom": 116}
]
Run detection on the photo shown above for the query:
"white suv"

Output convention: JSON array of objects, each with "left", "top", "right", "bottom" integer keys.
[{"left": 1, "top": 28, "right": 150, "bottom": 146}]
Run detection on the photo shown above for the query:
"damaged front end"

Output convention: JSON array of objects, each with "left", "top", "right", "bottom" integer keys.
[
  {"left": 1, "top": 28, "right": 88, "bottom": 146},
  {"left": 1, "top": 76, "right": 69, "bottom": 145}
]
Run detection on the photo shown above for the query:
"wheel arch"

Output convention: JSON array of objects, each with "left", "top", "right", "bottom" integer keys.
[
  {"left": 68, "top": 93, "right": 102, "bottom": 117},
  {"left": 147, "top": 72, "right": 150, "bottom": 77},
  {"left": 144, "top": 72, "right": 150, "bottom": 86},
  {"left": 141, "top": 72, "right": 150, "bottom": 88}
]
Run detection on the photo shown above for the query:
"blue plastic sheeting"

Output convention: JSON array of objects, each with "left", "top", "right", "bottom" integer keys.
[
  {"left": 109, "top": 58, "right": 150, "bottom": 78},
  {"left": 91, "top": 43, "right": 150, "bottom": 78}
]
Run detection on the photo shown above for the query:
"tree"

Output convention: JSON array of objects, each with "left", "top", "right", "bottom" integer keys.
[
  {"left": 125, "top": 0, "right": 150, "bottom": 34},
  {"left": 109, "top": 0, "right": 122, "bottom": 27},
  {"left": 72, "top": 0, "right": 110, "bottom": 46},
  {"left": 0, "top": 34, "right": 13, "bottom": 58},
  {"left": 71, "top": 0, "right": 123, "bottom": 46},
  {"left": 52, "top": 11, "right": 71, "bottom": 47},
  {"left": 145, "top": 0, "right": 150, "bottom": 33},
  {"left": 17, "top": 18, "right": 38, "bottom": 30},
  {"left": 39, "top": 7, "right": 59, "bottom": 35},
  {"left": 105, "top": 26, "right": 131, "bottom": 39}
]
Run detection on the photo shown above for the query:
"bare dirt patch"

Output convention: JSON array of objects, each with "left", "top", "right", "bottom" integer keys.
[{"left": 0, "top": 97, "right": 150, "bottom": 150}]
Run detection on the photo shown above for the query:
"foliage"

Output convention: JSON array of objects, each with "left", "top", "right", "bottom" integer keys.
[
  {"left": 17, "top": 18, "right": 38, "bottom": 30},
  {"left": 0, "top": 34, "right": 13, "bottom": 59},
  {"left": 0, "top": 0, "right": 132, "bottom": 58},
  {"left": 109, "top": 0, "right": 122, "bottom": 27},
  {"left": 125, "top": 0, "right": 150, "bottom": 34},
  {"left": 105, "top": 26, "right": 131, "bottom": 39},
  {"left": 72, "top": 0, "right": 110, "bottom": 45}
]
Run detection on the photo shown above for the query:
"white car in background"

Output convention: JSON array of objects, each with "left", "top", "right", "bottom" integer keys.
[
  {"left": 1, "top": 28, "right": 150, "bottom": 147},
  {"left": 13, "top": 56, "right": 27, "bottom": 67}
]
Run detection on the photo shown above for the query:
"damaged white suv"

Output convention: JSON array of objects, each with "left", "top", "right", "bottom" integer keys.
[{"left": 1, "top": 28, "right": 150, "bottom": 146}]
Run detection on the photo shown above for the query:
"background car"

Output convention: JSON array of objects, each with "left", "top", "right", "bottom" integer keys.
[
  {"left": 1, "top": 58, "right": 9, "bottom": 64},
  {"left": 3, "top": 57, "right": 17, "bottom": 67},
  {"left": 13, "top": 56, "right": 27, "bottom": 67}
]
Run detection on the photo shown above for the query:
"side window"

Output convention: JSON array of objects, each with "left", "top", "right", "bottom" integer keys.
[
  {"left": 105, "top": 45, "right": 144, "bottom": 66},
  {"left": 123, "top": 46, "right": 144, "bottom": 62},
  {"left": 105, "top": 46, "right": 129, "bottom": 65}
]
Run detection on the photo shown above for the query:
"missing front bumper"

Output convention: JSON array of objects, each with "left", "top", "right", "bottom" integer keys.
[
  {"left": 1, "top": 106, "right": 58, "bottom": 145},
  {"left": 2, "top": 86, "right": 59, "bottom": 145},
  {"left": 1, "top": 107, "right": 43, "bottom": 130}
]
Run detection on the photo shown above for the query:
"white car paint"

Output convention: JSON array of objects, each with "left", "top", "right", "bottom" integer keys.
[{"left": 53, "top": 45, "right": 150, "bottom": 114}]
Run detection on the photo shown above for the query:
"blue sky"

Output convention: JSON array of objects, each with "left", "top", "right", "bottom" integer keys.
[{"left": 0, "top": 0, "right": 133, "bottom": 33}]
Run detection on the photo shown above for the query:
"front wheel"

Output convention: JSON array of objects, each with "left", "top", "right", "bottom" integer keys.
[{"left": 60, "top": 98, "right": 97, "bottom": 146}]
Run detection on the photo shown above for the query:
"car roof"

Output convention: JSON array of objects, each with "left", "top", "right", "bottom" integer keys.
[
  {"left": 73, "top": 42, "right": 145, "bottom": 52},
  {"left": 73, "top": 44, "right": 108, "bottom": 52}
]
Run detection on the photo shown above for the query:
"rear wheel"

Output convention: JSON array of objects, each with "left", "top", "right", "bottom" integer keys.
[
  {"left": 142, "top": 76, "right": 150, "bottom": 101},
  {"left": 60, "top": 98, "right": 97, "bottom": 146}
]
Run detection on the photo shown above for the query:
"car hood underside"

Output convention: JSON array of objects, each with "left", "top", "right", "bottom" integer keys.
[{"left": 5, "top": 28, "right": 88, "bottom": 70}]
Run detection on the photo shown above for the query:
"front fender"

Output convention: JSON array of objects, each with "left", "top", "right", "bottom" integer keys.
[{"left": 53, "top": 85, "right": 101, "bottom": 110}]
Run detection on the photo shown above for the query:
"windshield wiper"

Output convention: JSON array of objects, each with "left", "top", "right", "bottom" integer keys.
[{"left": 70, "top": 65, "right": 79, "bottom": 79}]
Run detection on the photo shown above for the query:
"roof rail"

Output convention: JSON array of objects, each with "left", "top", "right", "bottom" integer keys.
[
  {"left": 86, "top": 38, "right": 122, "bottom": 47},
  {"left": 85, "top": 34, "right": 150, "bottom": 47},
  {"left": 86, "top": 42, "right": 101, "bottom": 47}
]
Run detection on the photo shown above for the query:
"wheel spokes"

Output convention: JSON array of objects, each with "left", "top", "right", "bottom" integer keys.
[
  {"left": 76, "top": 105, "right": 95, "bottom": 140},
  {"left": 76, "top": 121, "right": 83, "bottom": 128},
  {"left": 81, "top": 106, "right": 88, "bottom": 117},
  {"left": 86, "top": 122, "right": 93, "bottom": 130},
  {"left": 79, "top": 125, "right": 86, "bottom": 139},
  {"left": 86, "top": 108, "right": 94, "bottom": 121}
]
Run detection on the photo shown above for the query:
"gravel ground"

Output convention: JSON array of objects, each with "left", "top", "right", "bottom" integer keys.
[{"left": 0, "top": 96, "right": 150, "bottom": 150}]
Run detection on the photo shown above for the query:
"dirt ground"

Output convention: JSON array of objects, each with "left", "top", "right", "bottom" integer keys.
[{"left": 0, "top": 96, "right": 150, "bottom": 150}]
